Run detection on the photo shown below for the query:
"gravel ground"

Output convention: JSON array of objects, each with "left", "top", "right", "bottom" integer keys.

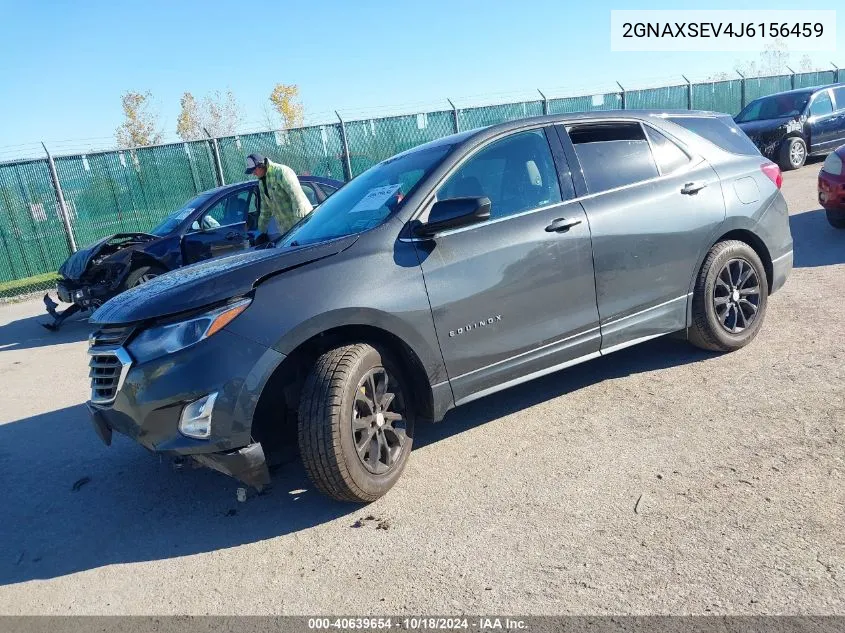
[{"left": 0, "top": 164, "right": 842, "bottom": 615}]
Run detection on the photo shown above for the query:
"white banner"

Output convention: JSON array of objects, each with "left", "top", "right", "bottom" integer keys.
[{"left": 610, "top": 10, "right": 837, "bottom": 52}]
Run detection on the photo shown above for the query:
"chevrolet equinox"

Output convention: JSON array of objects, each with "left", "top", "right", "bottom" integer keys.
[{"left": 87, "top": 111, "right": 793, "bottom": 502}]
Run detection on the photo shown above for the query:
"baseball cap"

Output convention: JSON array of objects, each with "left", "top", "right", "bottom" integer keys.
[{"left": 244, "top": 153, "right": 267, "bottom": 175}]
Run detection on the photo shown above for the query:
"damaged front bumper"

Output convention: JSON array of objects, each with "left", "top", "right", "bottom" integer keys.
[
  {"left": 52, "top": 276, "right": 121, "bottom": 309},
  {"left": 85, "top": 328, "right": 283, "bottom": 490},
  {"left": 87, "top": 403, "right": 271, "bottom": 489}
]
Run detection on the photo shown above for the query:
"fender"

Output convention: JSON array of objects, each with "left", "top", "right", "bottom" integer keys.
[
  {"left": 683, "top": 214, "right": 776, "bottom": 326},
  {"left": 272, "top": 307, "right": 449, "bottom": 388}
]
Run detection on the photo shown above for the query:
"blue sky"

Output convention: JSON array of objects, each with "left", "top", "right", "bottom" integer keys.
[{"left": 0, "top": 0, "right": 841, "bottom": 157}]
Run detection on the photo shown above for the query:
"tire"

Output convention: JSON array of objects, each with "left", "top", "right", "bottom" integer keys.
[
  {"left": 778, "top": 137, "right": 807, "bottom": 171},
  {"left": 826, "top": 209, "right": 845, "bottom": 229},
  {"left": 122, "top": 265, "right": 165, "bottom": 290},
  {"left": 298, "top": 343, "right": 414, "bottom": 502},
  {"left": 688, "top": 240, "right": 768, "bottom": 353}
]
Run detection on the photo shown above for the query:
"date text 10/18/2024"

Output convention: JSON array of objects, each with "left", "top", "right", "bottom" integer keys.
[{"left": 307, "top": 617, "right": 528, "bottom": 630}]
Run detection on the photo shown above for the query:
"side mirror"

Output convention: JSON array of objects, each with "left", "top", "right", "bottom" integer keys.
[
  {"left": 414, "top": 197, "right": 491, "bottom": 238},
  {"left": 191, "top": 220, "right": 201, "bottom": 232}
]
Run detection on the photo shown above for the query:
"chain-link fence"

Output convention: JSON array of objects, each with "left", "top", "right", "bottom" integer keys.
[{"left": 1, "top": 67, "right": 842, "bottom": 299}]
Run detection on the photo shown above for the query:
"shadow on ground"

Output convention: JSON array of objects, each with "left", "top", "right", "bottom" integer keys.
[
  {"left": 789, "top": 207, "right": 845, "bottom": 268},
  {"left": 0, "top": 336, "right": 713, "bottom": 586},
  {"left": 0, "top": 311, "right": 92, "bottom": 352}
]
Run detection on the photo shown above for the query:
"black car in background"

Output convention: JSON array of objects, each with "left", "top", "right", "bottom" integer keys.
[
  {"left": 735, "top": 84, "right": 845, "bottom": 170},
  {"left": 42, "top": 175, "right": 343, "bottom": 329}
]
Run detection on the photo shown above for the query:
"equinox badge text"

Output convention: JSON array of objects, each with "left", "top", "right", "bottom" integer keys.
[{"left": 449, "top": 315, "right": 502, "bottom": 337}]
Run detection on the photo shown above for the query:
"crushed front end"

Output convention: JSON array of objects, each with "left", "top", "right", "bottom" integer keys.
[
  {"left": 43, "top": 233, "right": 157, "bottom": 330},
  {"left": 85, "top": 314, "right": 281, "bottom": 490}
]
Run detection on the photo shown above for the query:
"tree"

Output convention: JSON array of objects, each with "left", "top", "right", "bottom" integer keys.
[
  {"left": 176, "top": 92, "right": 202, "bottom": 141},
  {"left": 269, "top": 84, "right": 304, "bottom": 129},
  {"left": 799, "top": 54, "right": 815, "bottom": 72},
  {"left": 115, "top": 91, "right": 162, "bottom": 148},
  {"left": 176, "top": 90, "right": 243, "bottom": 140}
]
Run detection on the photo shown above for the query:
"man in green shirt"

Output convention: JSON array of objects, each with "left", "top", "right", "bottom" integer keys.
[{"left": 245, "top": 153, "right": 313, "bottom": 244}]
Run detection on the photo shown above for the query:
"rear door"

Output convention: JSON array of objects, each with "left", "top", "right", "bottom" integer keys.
[
  {"left": 182, "top": 188, "right": 251, "bottom": 264},
  {"left": 558, "top": 120, "right": 725, "bottom": 352},
  {"left": 829, "top": 86, "right": 845, "bottom": 146},
  {"left": 413, "top": 127, "right": 600, "bottom": 403}
]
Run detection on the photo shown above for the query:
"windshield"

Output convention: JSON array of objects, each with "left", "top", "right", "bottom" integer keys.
[
  {"left": 149, "top": 193, "right": 212, "bottom": 236},
  {"left": 279, "top": 143, "right": 453, "bottom": 247},
  {"left": 736, "top": 92, "right": 812, "bottom": 123}
]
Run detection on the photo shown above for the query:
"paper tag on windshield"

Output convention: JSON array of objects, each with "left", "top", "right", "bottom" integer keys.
[{"left": 349, "top": 184, "right": 401, "bottom": 213}]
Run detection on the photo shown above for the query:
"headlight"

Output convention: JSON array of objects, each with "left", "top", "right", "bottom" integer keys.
[
  {"left": 822, "top": 152, "right": 843, "bottom": 176},
  {"left": 127, "top": 298, "right": 251, "bottom": 363}
]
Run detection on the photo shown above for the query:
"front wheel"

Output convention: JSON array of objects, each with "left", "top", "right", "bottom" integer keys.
[
  {"left": 779, "top": 137, "right": 807, "bottom": 171},
  {"left": 298, "top": 343, "right": 414, "bottom": 502},
  {"left": 122, "top": 265, "right": 165, "bottom": 290},
  {"left": 688, "top": 240, "right": 768, "bottom": 352}
]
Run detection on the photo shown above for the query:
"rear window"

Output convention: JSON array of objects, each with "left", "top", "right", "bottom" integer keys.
[
  {"left": 566, "top": 122, "right": 659, "bottom": 193},
  {"left": 667, "top": 116, "right": 761, "bottom": 156}
]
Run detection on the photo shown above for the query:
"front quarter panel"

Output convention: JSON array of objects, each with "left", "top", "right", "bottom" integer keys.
[{"left": 225, "top": 220, "right": 448, "bottom": 387}]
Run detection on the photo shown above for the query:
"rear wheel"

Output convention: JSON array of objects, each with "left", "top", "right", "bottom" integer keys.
[
  {"left": 689, "top": 240, "right": 768, "bottom": 352},
  {"left": 826, "top": 209, "right": 845, "bottom": 229},
  {"left": 779, "top": 137, "right": 807, "bottom": 171},
  {"left": 122, "top": 265, "right": 165, "bottom": 290},
  {"left": 298, "top": 343, "right": 414, "bottom": 502}
]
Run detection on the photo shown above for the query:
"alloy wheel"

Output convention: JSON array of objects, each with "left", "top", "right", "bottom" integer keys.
[
  {"left": 714, "top": 258, "right": 761, "bottom": 334},
  {"left": 352, "top": 367, "right": 408, "bottom": 475},
  {"left": 790, "top": 141, "right": 805, "bottom": 167}
]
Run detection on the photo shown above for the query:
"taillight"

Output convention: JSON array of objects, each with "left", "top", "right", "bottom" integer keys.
[{"left": 761, "top": 162, "right": 782, "bottom": 189}]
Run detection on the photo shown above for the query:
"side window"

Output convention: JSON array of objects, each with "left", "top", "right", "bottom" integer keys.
[
  {"left": 830, "top": 87, "right": 845, "bottom": 111},
  {"left": 644, "top": 126, "right": 691, "bottom": 175},
  {"left": 437, "top": 129, "right": 563, "bottom": 220},
  {"left": 567, "top": 122, "right": 659, "bottom": 193},
  {"left": 810, "top": 91, "right": 833, "bottom": 117},
  {"left": 196, "top": 190, "right": 249, "bottom": 231},
  {"left": 318, "top": 183, "right": 339, "bottom": 198},
  {"left": 300, "top": 182, "right": 319, "bottom": 206}
]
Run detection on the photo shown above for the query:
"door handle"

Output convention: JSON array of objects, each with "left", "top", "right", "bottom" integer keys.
[
  {"left": 681, "top": 181, "right": 707, "bottom": 195},
  {"left": 545, "top": 218, "right": 582, "bottom": 233},
  {"left": 225, "top": 231, "right": 244, "bottom": 241}
]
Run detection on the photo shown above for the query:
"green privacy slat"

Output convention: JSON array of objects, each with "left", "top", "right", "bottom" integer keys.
[
  {"left": 218, "top": 126, "right": 348, "bottom": 184},
  {"left": 548, "top": 93, "right": 623, "bottom": 114},
  {"left": 53, "top": 141, "right": 219, "bottom": 252},
  {"left": 745, "top": 75, "right": 793, "bottom": 103},
  {"left": 794, "top": 71, "right": 836, "bottom": 89},
  {"left": 345, "top": 111, "right": 456, "bottom": 176},
  {"left": 2, "top": 69, "right": 841, "bottom": 294},
  {"left": 691, "top": 80, "right": 743, "bottom": 115},
  {"left": 459, "top": 101, "right": 544, "bottom": 131},
  {"left": 0, "top": 160, "right": 70, "bottom": 283},
  {"left": 626, "top": 84, "right": 688, "bottom": 110}
]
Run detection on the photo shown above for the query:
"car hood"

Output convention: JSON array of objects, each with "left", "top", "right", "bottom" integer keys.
[
  {"left": 59, "top": 233, "right": 159, "bottom": 281},
  {"left": 90, "top": 235, "right": 359, "bottom": 325}
]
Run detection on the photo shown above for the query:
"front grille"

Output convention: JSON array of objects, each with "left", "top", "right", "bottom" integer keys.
[{"left": 88, "top": 326, "right": 134, "bottom": 405}]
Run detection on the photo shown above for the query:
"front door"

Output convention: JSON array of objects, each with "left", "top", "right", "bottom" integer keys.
[
  {"left": 559, "top": 121, "right": 726, "bottom": 352},
  {"left": 807, "top": 89, "right": 839, "bottom": 153},
  {"left": 413, "top": 128, "right": 600, "bottom": 404},
  {"left": 182, "top": 188, "right": 252, "bottom": 264}
]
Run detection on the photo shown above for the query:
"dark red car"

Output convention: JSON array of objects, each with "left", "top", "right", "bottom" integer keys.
[{"left": 819, "top": 144, "right": 845, "bottom": 228}]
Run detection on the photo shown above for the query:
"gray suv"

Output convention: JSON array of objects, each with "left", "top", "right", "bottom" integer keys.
[{"left": 87, "top": 111, "right": 793, "bottom": 502}]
